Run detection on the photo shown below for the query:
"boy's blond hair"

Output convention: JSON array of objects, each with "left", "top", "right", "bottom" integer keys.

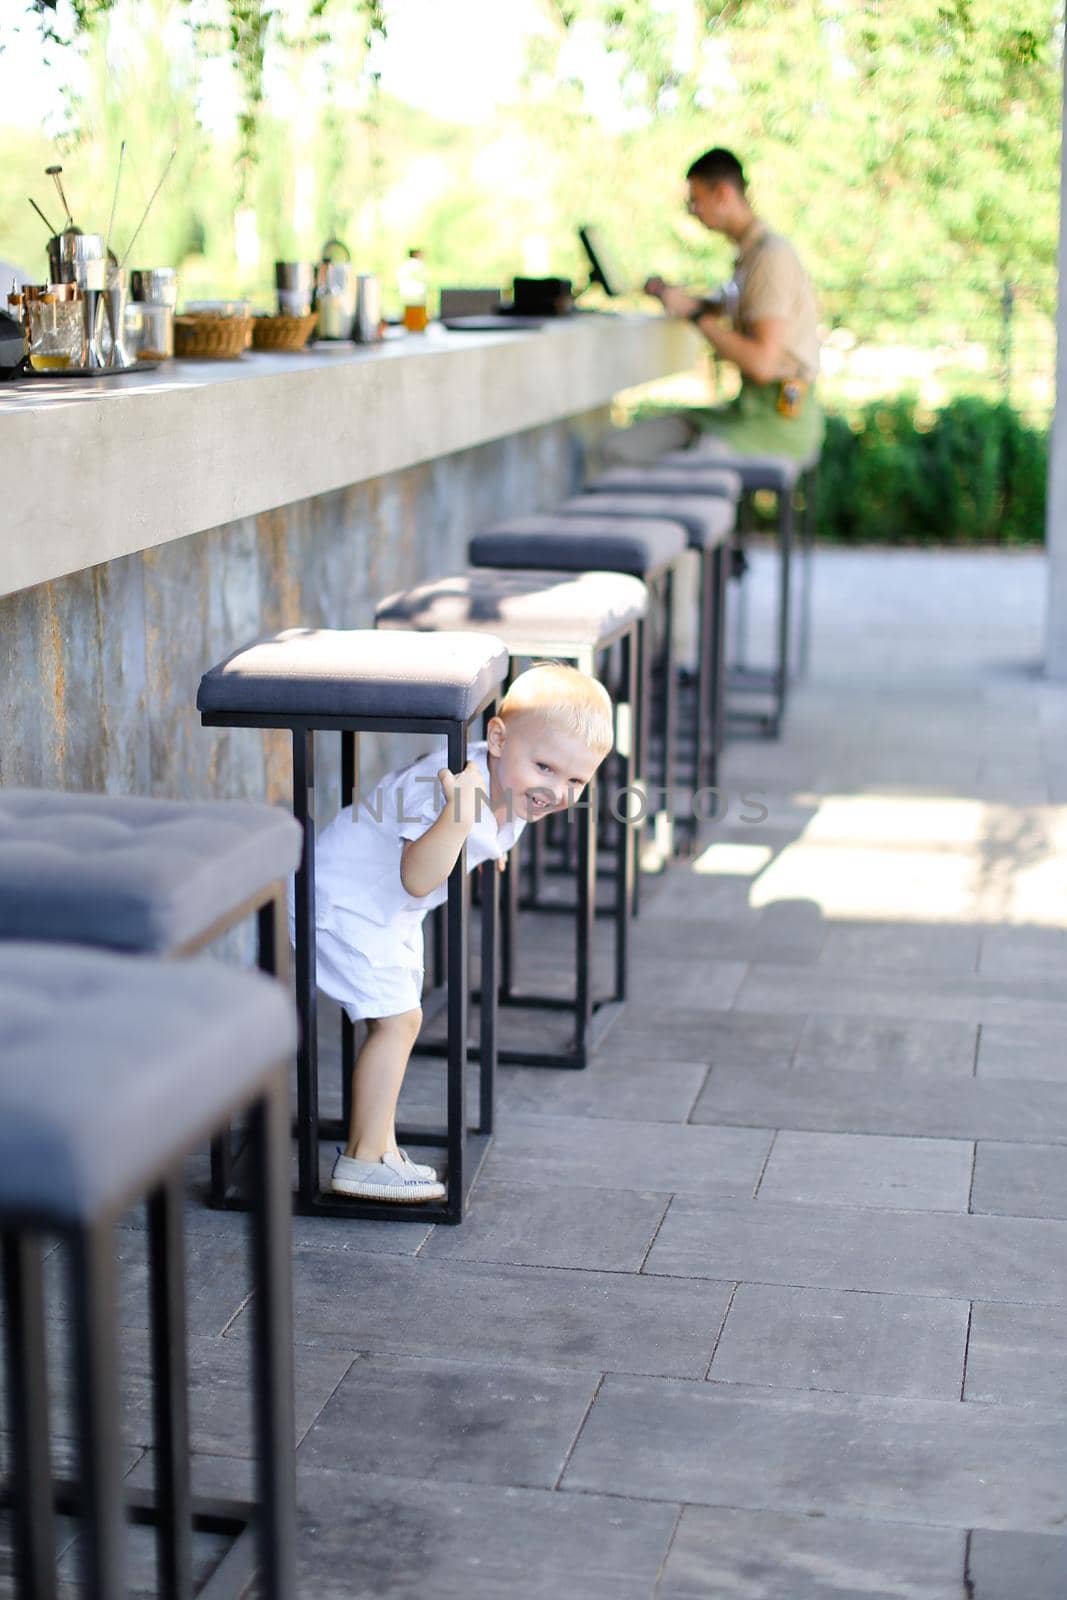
[{"left": 499, "top": 663, "right": 614, "bottom": 757}]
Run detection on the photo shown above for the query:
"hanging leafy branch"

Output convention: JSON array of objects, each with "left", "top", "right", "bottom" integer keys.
[{"left": 31, "top": 0, "right": 388, "bottom": 188}]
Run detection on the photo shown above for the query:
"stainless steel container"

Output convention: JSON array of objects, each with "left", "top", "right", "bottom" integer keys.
[
  {"left": 130, "top": 268, "right": 177, "bottom": 358},
  {"left": 315, "top": 262, "right": 356, "bottom": 339},
  {"left": 314, "top": 239, "right": 355, "bottom": 340},
  {"left": 352, "top": 273, "right": 382, "bottom": 343},
  {"left": 137, "top": 303, "right": 174, "bottom": 359},
  {"left": 275, "top": 261, "right": 314, "bottom": 317},
  {"left": 130, "top": 267, "right": 178, "bottom": 309},
  {"left": 65, "top": 233, "right": 106, "bottom": 292}
]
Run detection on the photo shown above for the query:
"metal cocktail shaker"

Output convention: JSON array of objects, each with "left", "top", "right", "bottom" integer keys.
[
  {"left": 275, "top": 261, "right": 314, "bottom": 317},
  {"left": 103, "top": 267, "right": 131, "bottom": 368},
  {"left": 352, "top": 274, "right": 382, "bottom": 343},
  {"left": 64, "top": 234, "right": 107, "bottom": 367}
]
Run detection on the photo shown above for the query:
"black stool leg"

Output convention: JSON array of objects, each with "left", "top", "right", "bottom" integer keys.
[
  {"left": 613, "top": 628, "right": 638, "bottom": 1002},
  {"left": 147, "top": 1173, "right": 193, "bottom": 1600},
  {"left": 658, "top": 568, "right": 678, "bottom": 859},
  {"left": 247, "top": 1074, "right": 297, "bottom": 1600},
  {"left": 340, "top": 731, "right": 358, "bottom": 1133},
  {"left": 573, "top": 767, "right": 596, "bottom": 1052},
  {"left": 444, "top": 721, "right": 469, "bottom": 1219},
  {"left": 500, "top": 840, "right": 519, "bottom": 1000},
  {"left": 797, "top": 464, "right": 818, "bottom": 679},
  {"left": 711, "top": 543, "right": 728, "bottom": 762},
  {"left": 2, "top": 1231, "right": 57, "bottom": 1600},
  {"left": 69, "top": 1223, "right": 125, "bottom": 1600},
  {"left": 771, "top": 485, "right": 795, "bottom": 738},
  {"left": 292, "top": 727, "right": 320, "bottom": 1207},
  {"left": 731, "top": 492, "right": 753, "bottom": 669},
  {"left": 478, "top": 858, "right": 497, "bottom": 1137},
  {"left": 210, "top": 887, "right": 287, "bottom": 1208}
]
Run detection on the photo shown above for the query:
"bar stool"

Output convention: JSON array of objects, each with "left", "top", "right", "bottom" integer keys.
[
  {"left": 0, "top": 943, "right": 296, "bottom": 1600},
  {"left": 376, "top": 568, "right": 645, "bottom": 1068},
  {"left": 468, "top": 514, "right": 689, "bottom": 865},
  {"left": 554, "top": 492, "right": 736, "bottom": 822},
  {"left": 648, "top": 449, "right": 805, "bottom": 736},
  {"left": 197, "top": 627, "right": 509, "bottom": 1224},
  {"left": 0, "top": 789, "right": 302, "bottom": 1211}
]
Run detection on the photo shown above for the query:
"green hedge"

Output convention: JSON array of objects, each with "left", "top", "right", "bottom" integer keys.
[{"left": 815, "top": 396, "right": 1047, "bottom": 546}]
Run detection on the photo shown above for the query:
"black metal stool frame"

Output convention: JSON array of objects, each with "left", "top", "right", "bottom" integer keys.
[
  {"left": 0, "top": 1064, "right": 294, "bottom": 1600},
  {"left": 796, "top": 461, "right": 819, "bottom": 681},
  {"left": 164, "top": 883, "right": 289, "bottom": 1212},
  {"left": 200, "top": 699, "right": 500, "bottom": 1225},
  {"left": 480, "top": 613, "right": 639, "bottom": 1069},
  {"left": 727, "top": 479, "right": 796, "bottom": 739}
]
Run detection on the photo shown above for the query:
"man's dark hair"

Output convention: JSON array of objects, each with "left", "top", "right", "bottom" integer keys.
[{"left": 686, "top": 148, "right": 746, "bottom": 194}]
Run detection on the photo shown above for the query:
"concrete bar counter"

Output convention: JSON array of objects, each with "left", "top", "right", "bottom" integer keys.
[{"left": 0, "top": 313, "right": 695, "bottom": 802}]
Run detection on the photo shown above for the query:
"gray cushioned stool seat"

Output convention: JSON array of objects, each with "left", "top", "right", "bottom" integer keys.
[
  {"left": 376, "top": 569, "right": 647, "bottom": 648},
  {"left": 586, "top": 465, "right": 742, "bottom": 500},
  {"left": 469, "top": 514, "right": 687, "bottom": 578},
  {"left": 197, "top": 628, "right": 509, "bottom": 722},
  {"left": 0, "top": 790, "right": 302, "bottom": 953},
  {"left": 557, "top": 493, "right": 735, "bottom": 551},
  {"left": 0, "top": 943, "right": 296, "bottom": 1225},
  {"left": 656, "top": 448, "right": 801, "bottom": 492}
]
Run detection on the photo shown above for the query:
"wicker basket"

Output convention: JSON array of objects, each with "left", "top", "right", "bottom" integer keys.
[
  {"left": 251, "top": 312, "right": 318, "bottom": 352},
  {"left": 173, "top": 314, "right": 253, "bottom": 360}
]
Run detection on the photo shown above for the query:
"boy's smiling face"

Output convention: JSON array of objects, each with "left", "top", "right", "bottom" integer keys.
[{"left": 486, "top": 711, "right": 605, "bottom": 824}]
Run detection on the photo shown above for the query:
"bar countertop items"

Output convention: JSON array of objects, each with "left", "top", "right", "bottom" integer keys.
[{"left": 0, "top": 314, "right": 697, "bottom": 598}]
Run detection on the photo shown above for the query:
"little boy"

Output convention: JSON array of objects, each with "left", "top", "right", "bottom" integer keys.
[{"left": 311, "top": 662, "right": 615, "bottom": 1202}]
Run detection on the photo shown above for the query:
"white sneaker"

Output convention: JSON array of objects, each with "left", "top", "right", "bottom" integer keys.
[
  {"left": 330, "top": 1150, "right": 445, "bottom": 1203},
  {"left": 396, "top": 1148, "right": 439, "bottom": 1182}
]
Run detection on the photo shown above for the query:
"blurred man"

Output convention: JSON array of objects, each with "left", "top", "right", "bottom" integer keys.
[{"left": 643, "top": 146, "right": 823, "bottom": 460}]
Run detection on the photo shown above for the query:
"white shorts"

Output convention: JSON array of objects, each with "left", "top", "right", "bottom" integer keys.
[{"left": 314, "top": 925, "right": 424, "bottom": 1022}]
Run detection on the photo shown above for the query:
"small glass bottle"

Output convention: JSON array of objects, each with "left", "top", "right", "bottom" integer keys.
[{"left": 399, "top": 248, "right": 429, "bottom": 332}]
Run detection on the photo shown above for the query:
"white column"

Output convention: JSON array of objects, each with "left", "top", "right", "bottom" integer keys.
[{"left": 1045, "top": 50, "right": 1067, "bottom": 677}]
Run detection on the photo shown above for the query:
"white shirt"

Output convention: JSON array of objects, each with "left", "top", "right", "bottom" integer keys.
[{"left": 313, "top": 740, "right": 524, "bottom": 973}]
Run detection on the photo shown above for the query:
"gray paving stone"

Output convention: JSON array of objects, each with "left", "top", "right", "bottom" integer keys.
[
  {"left": 817, "top": 923, "right": 981, "bottom": 975},
  {"left": 627, "top": 905, "right": 825, "bottom": 966},
  {"left": 482, "top": 1112, "right": 773, "bottom": 1199},
  {"left": 709, "top": 1283, "right": 968, "bottom": 1400},
  {"left": 54, "top": 1523, "right": 232, "bottom": 1598},
  {"left": 976, "top": 1023, "right": 1067, "bottom": 1082},
  {"left": 643, "top": 1195, "right": 1067, "bottom": 1307},
  {"left": 794, "top": 1015, "right": 978, "bottom": 1076},
  {"left": 735, "top": 963, "right": 1067, "bottom": 1028},
  {"left": 600, "top": 1009, "right": 802, "bottom": 1069},
  {"left": 298, "top": 1353, "right": 597, "bottom": 1488},
  {"left": 127, "top": 1451, "right": 679, "bottom": 1600},
  {"left": 45, "top": 1229, "right": 253, "bottom": 1337},
  {"left": 757, "top": 1131, "right": 974, "bottom": 1212},
  {"left": 563, "top": 1374, "right": 1067, "bottom": 1531},
  {"left": 230, "top": 1249, "right": 733, "bottom": 1376},
  {"left": 971, "top": 1141, "right": 1067, "bottom": 1220},
  {"left": 421, "top": 1179, "right": 669, "bottom": 1271},
  {"left": 657, "top": 1504, "right": 966, "bottom": 1599},
  {"left": 0, "top": 1327, "right": 351, "bottom": 1458},
  {"left": 0, "top": 1512, "right": 80, "bottom": 1599},
  {"left": 964, "top": 1302, "right": 1067, "bottom": 1407},
  {"left": 979, "top": 928, "right": 1067, "bottom": 979},
  {"left": 496, "top": 1058, "right": 708, "bottom": 1123},
  {"left": 691, "top": 1065, "right": 1067, "bottom": 1143},
  {"left": 968, "top": 1529, "right": 1067, "bottom": 1599},
  {"left": 622, "top": 954, "right": 748, "bottom": 1010}
]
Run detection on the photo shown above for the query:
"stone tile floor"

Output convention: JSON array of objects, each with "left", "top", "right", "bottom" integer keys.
[{"left": 4, "top": 547, "right": 1067, "bottom": 1597}]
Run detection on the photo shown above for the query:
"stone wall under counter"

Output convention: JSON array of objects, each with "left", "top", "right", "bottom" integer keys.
[{"left": 0, "top": 410, "right": 602, "bottom": 820}]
